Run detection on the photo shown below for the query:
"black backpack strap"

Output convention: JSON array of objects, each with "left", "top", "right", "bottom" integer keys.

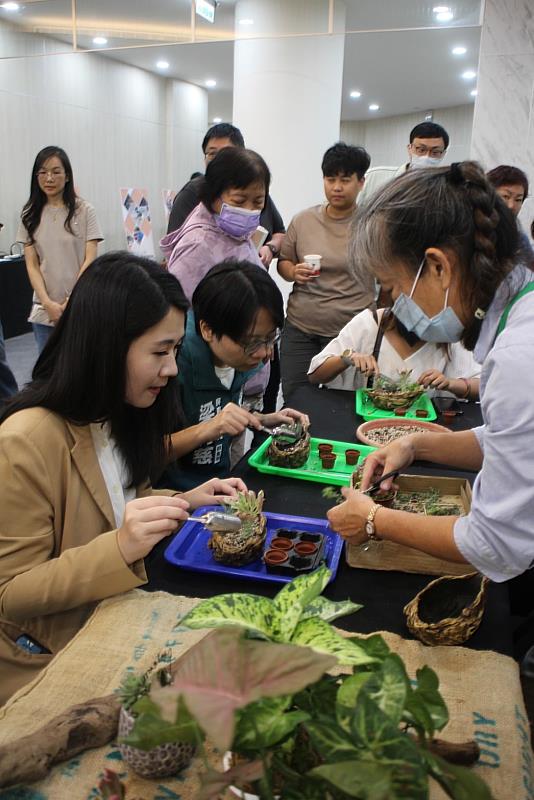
[{"left": 367, "top": 308, "right": 392, "bottom": 388}]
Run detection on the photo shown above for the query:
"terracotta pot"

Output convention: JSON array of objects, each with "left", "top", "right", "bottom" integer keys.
[
  {"left": 345, "top": 449, "right": 360, "bottom": 465},
  {"left": 318, "top": 443, "right": 333, "bottom": 454},
  {"left": 394, "top": 407, "right": 408, "bottom": 416},
  {"left": 442, "top": 410, "right": 457, "bottom": 424},
  {"left": 415, "top": 409, "right": 429, "bottom": 418},
  {"left": 373, "top": 489, "right": 397, "bottom": 508},
  {"left": 294, "top": 541, "right": 319, "bottom": 556},
  {"left": 118, "top": 707, "right": 196, "bottom": 779},
  {"left": 270, "top": 537, "right": 293, "bottom": 550},
  {"left": 264, "top": 548, "right": 289, "bottom": 565}
]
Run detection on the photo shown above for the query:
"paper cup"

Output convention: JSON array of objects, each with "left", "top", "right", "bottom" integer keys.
[{"left": 304, "top": 254, "right": 321, "bottom": 275}]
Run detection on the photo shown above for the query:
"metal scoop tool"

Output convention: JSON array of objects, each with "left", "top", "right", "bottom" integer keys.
[
  {"left": 250, "top": 423, "right": 301, "bottom": 444},
  {"left": 190, "top": 511, "right": 242, "bottom": 532}
]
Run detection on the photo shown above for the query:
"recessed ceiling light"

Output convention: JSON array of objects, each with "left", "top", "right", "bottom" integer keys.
[
  {"left": 238, "top": 18, "right": 254, "bottom": 25},
  {"left": 156, "top": 60, "right": 169, "bottom": 70},
  {"left": 205, "top": 79, "right": 217, "bottom": 88},
  {"left": 93, "top": 36, "right": 108, "bottom": 45},
  {"left": 433, "top": 5, "right": 450, "bottom": 11},
  {"left": 369, "top": 103, "right": 380, "bottom": 111},
  {"left": 1, "top": 2, "right": 20, "bottom": 10},
  {"left": 213, "top": 117, "right": 222, "bottom": 123},
  {"left": 462, "top": 70, "right": 477, "bottom": 80},
  {"left": 350, "top": 90, "right": 362, "bottom": 99},
  {"left": 452, "top": 46, "right": 467, "bottom": 55},
  {"left": 470, "top": 89, "right": 478, "bottom": 97},
  {"left": 436, "top": 10, "right": 454, "bottom": 21}
]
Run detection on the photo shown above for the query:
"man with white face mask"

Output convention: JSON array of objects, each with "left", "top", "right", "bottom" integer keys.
[{"left": 358, "top": 122, "right": 449, "bottom": 206}]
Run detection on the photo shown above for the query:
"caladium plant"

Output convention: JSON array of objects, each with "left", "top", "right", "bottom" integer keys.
[{"left": 179, "top": 565, "right": 375, "bottom": 667}]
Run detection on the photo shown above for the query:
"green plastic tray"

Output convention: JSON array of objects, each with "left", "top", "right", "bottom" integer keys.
[
  {"left": 248, "top": 436, "right": 376, "bottom": 486},
  {"left": 355, "top": 388, "right": 437, "bottom": 422}
]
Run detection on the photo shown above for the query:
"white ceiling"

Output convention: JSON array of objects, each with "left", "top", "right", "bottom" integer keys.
[{"left": 0, "top": 0, "right": 482, "bottom": 122}]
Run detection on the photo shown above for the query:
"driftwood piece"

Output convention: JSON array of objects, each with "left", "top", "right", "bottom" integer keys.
[
  {"left": 0, "top": 694, "right": 120, "bottom": 789},
  {"left": 427, "top": 737, "right": 480, "bottom": 766}
]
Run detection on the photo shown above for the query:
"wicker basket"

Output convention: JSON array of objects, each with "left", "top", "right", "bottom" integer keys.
[
  {"left": 404, "top": 572, "right": 489, "bottom": 646},
  {"left": 268, "top": 430, "right": 311, "bottom": 468},
  {"left": 365, "top": 386, "right": 424, "bottom": 410},
  {"left": 209, "top": 514, "right": 267, "bottom": 567}
]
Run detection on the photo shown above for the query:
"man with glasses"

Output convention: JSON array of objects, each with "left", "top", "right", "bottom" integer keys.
[
  {"left": 158, "top": 261, "right": 308, "bottom": 490},
  {"left": 358, "top": 122, "right": 449, "bottom": 206}
]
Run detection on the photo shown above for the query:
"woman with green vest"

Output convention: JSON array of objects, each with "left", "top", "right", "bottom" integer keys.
[{"left": 327, "top": 160, "right": 534, "bottom": 584}]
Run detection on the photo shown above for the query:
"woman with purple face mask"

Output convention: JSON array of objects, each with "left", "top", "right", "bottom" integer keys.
[{"left": 161, "top": 147, "right": 269, "bottom": 303}]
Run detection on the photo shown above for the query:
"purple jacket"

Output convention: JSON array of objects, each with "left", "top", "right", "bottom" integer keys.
[
  {"left": 160, "top": 202, "right": 263, "bottom": 303},
  {"left": 160, "top": 203, "right": 269, "bottom": 395}
]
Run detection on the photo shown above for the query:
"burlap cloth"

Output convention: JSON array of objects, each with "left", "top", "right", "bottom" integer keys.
[{"left": 0, "top": 589, "right": 532, "bottom": 800}]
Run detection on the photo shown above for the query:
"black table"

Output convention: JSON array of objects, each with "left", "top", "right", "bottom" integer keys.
[
  {"left": 0, "top": 256, "right": 32, "bottom": 339},
  {"left": 145, "top": 386, "right": 513, "bottom": 656}
]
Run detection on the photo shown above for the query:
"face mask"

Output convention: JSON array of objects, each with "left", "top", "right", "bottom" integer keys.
[
  {"left": 410, "top": 154, "right": 444, "bottom": 169},
  {"left": 392, "top": 259, "right": 465, "bottom": 343},
  {"left": 215, "top": 203, "right": 261, "bottom": 238}
]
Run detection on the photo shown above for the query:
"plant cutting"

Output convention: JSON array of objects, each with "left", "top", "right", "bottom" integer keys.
[
  {"left": 268, "top": 420, "right": 311, "bottom": 468},
  {"left": 366, "top": 369, "right": 425, "bottom": 410},
  {"left": 208, "top": 489, "right": 267, "bottom": 566}
]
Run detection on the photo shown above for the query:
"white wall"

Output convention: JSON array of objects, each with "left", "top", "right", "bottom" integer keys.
[
  {"left": 340, "top": 104, "right": 474, "bottom": 169},
  {"left": 0, "top": 22, "right": 207, "bottom": 254}
]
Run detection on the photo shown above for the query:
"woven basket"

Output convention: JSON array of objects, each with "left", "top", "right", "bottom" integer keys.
[
  {"left": 404, "top": 572, "right": 489, "bottom": 646},
  {"left": 209, "top": 514, "right": 267, "bottom": 566},
  {"left": 365, "top": 386, "right": 424, "bottom": 410},
  {"left": 268, "top": 431, "right": 311, "bottom": 468}
]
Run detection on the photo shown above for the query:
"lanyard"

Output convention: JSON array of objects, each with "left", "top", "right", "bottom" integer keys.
[{"left": 495, "top": 281, "right": 534, "bottom": 337}]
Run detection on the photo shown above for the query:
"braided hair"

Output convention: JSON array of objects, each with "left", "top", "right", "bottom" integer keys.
[{"left": 350, "top": 160, "right": 519, "bottom": 351}]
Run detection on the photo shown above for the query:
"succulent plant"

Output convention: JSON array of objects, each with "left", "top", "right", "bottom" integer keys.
[
  {"left": 268, "top": 421, "right": 310, "bottom": 469},
  {"left": 209, "top": 489, "right": 267, "bottom": 566},
  {"left": 366, "top": 369, "right": 425, "bottom": 410}
]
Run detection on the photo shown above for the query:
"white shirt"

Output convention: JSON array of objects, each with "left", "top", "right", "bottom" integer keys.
[
  {"left": 453, "top": 264, "right": 534, "bottom": 581},
  {"left": 358, "top": 163, "right": 409, "bottom": 206},
  {"left": 214, "top": 365, "right": 235, "bottom": 390},
  {"left": 90, "top": 422, "right": 136, "bottom": 528},
  {"left": 307, "top": 308, "right": 480, "bottom": 392}
]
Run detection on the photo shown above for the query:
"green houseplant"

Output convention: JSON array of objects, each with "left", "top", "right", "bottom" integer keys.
[{"left": 121, "top": 568, "right": 493, "bottom": 799}]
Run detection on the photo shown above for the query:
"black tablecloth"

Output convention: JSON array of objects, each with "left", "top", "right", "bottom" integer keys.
[{"left": 145, "top": 386, "right": 513, "bottom": 656}]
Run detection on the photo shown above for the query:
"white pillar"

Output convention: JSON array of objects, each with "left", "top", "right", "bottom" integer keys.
[
  {"left": 233, "top": 0, "right": 346, "bottom": 225},
  {"left": 470, "top": 0, "right": 534, "bottom": 236}
]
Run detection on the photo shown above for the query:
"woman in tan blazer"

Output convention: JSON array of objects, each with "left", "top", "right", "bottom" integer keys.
[{"left": 0, "top": 252, "right": 246, "bottom": 704}]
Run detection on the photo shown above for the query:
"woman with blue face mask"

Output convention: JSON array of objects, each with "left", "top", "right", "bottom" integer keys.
[
  {"left": 327, "top": 160, "right": 534, "bottom": 586},
  {"left": 161, "top": 147, "right": 269, "bottom": 303}
]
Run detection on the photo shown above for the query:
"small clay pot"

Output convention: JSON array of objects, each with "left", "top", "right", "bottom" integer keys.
[
  {"left": 394, "top": 408, "right": 408, "bottom": 416},
  {"left": 415, "top": 409, "right": 428, "bottom": 418},
  {"left": 270, "top": 537, "right": 293, "bottom": 550},
  {"left": 264, "top": 548, "right": 289, "bottom": 566},
  {"left": 321, "top": 455, "right": 336, "bottom": 470},
  {"left": 442, "top": 410, "right": 457, "bottom": 424},
  {"left": 373, "top": 489, "right": 397, "bottom": 508},
  {"left": 345, "top": 449, "right": 360, "bottom": 465},
  {"left": 294, "top": 541, "right": 319, "bottom": 556},
  {"left": 318, "top": 443, "right": 333, "bottom": 454}
]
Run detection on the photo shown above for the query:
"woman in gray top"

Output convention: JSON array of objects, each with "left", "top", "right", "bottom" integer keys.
[
  {"left": 18, "top": 146, "right": 103, "bottom": 353},
  {"left": 327, "top": 160, "right": 534, "bottom": 585}
]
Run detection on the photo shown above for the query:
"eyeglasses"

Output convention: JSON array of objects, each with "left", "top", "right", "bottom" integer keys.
[
  {"left": 36, "top": 169, "right": 65, "bottom": 179},
  {"left": 239, "top": 330, "right": 281, "bottom": 356},
  {"left": 411, "top": 145, "right": 445, "bottom": 158}
]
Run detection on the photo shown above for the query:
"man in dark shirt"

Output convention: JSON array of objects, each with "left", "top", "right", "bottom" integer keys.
[{"left": 167, "top": 123, "right": 285, "bottom": 269}]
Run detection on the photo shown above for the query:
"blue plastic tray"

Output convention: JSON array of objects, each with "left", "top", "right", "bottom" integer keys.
[{"left": 164, "top": 505, "right": 344, "bottom": 585}]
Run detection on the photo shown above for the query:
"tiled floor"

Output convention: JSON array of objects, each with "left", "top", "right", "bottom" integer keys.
[{"left": 5, "top": 331, "right": 38, "bottom": 389}]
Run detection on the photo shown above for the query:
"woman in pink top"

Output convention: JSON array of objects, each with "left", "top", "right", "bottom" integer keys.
[
  {"left": 160, "top": 147, "right": 268, "bottom": 303},
  {"left": 18, "top": 146, "right": 103, "bottom": 353}
]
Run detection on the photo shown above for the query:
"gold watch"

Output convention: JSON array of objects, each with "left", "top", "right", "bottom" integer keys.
[{"left": 365, "top": 503, "right": 382, "bottom": 541}]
